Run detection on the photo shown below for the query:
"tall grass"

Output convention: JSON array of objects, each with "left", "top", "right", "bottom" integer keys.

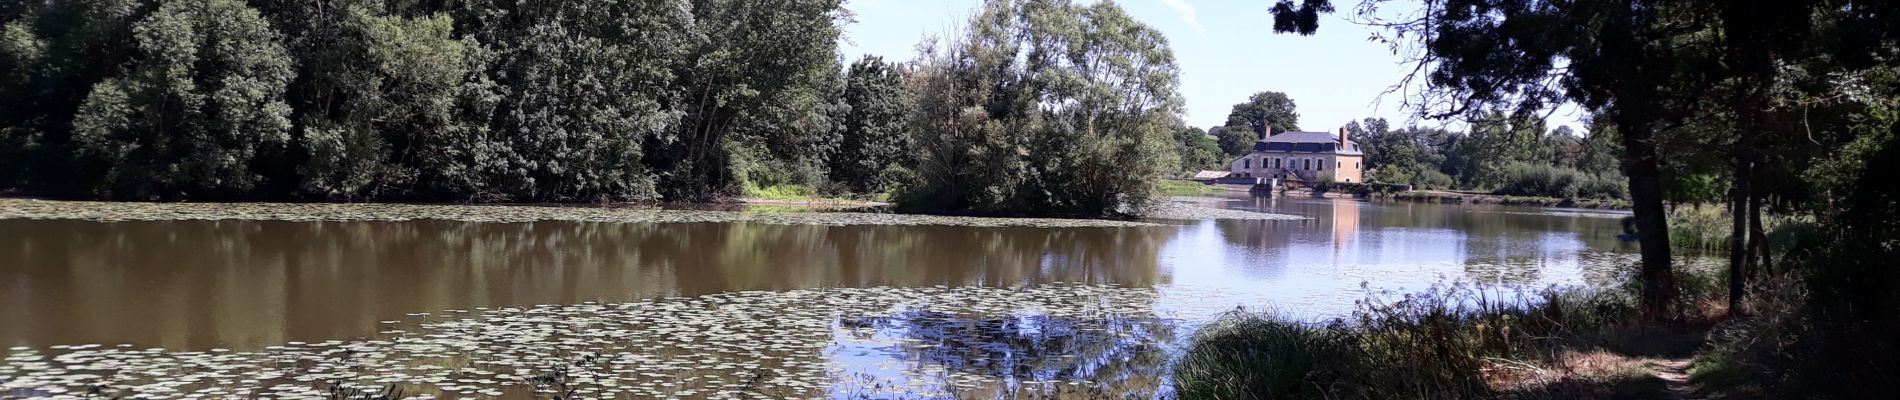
[{"left": 1665, "top": 205, "right": 1818, "bottom": 255}]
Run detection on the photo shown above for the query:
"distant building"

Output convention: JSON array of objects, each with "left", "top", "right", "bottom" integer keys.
[{"left": 1227, "top": 126, "right": 1365, "bottom": 183}]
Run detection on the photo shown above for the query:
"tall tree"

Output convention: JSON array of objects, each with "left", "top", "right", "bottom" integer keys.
[
  {"left": 653, "top": 0, "right": 846, "bottom": 201},
  {"left": 902, "top": 0, "right": 1183, "bottom": 216},
  {"left": 1221, "top": 91, "right": 1301, "bottom": 139},
  {"left": 69, "top": 0, "right": 294, "bottom": 199},
  {"left": 829, "top": 55, "right": 915, "bottom": 194}
]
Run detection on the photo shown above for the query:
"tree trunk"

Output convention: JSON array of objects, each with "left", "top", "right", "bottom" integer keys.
[
  {"left": 1728, "top": 158, "right": 1752, "bottom": 312},
  {"left": 1618, "top": 119, "right": 1678, "bottom": 318},
  {"left": 1749, "top": 190, "right": 1772, "bottom": 275}
]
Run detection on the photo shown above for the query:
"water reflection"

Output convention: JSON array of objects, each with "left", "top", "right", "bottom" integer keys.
[
  {"left": 0, "top": 220, "right": 1169, "bottom": 351},
  {"left": 0, "top": 195, "right": 1645, "bottom": 353},
  {"left": 829, "top": 308, "right": 1172, "bottom": 397}
]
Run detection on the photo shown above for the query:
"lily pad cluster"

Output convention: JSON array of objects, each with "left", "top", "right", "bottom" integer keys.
[{"left": 0, "top": 284, "right": 1175, "bottom": 399}]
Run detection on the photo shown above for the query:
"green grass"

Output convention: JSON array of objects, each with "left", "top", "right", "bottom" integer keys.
[
  {"left": 1155, "top": 179, "right": 1219, "bottom": 196},
  {"left": 741, "top": 183, "right": 876, "bottom": 203}
]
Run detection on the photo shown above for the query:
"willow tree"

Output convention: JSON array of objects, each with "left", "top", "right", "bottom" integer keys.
[{"left": 902, "top": 0, "right": 1183, "bottom": 216}]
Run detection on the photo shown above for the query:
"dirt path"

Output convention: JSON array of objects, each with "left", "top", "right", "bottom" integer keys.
[{"left": 1649, "top": 358, "right": 1703, "bottom": 400}]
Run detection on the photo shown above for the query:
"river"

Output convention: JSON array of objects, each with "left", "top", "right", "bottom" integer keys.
[{"left": 0, "top": 195, "right": 1646, "bottom": 398}]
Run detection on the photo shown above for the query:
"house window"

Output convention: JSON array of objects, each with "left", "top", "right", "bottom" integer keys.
[
  {"left": 1356, "top": 161, "right": 1362, "bottom": 169},
  {"left": 1303, "top": 159, "right": 1311, "bottom": 170}
]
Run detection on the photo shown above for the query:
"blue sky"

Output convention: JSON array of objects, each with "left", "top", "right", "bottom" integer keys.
[{"left": 838, "top": 0, "right": 1586, "bottom": 133}]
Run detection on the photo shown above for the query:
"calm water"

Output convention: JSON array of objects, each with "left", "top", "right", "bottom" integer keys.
[{"left": 0, "top": 196, "right": 1635, "bottom": 352}]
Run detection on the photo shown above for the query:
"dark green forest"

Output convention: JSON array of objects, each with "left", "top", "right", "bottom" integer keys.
[
  {"left": 0, "top": 0, "right": 853, "bottom": 202},
  {"left": 0, "top": 0, "right": 1182, "bottom": 217}
]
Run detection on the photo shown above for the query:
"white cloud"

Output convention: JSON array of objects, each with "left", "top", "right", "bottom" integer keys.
[{"left": 1160, "top": 0, "right": 1207, "bottom": 38}]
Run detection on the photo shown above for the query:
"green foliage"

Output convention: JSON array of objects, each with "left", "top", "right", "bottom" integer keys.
[
  {"left": 274, "top": 3, "right": 504, "bottom": 200},
  {"left": 1174, "top": 314, "right": 1355, "bottom": 399},
  {"left": 1492, "top": 162, "right": 1627, "bottom": 200},
  {"left": 829, "top": 55, "right": 915, "bottom": 194},
  {"left": 1154, "top": 179, "right": 1217, "bottom": 196},
  {"left": 1173, "top": 126, "right": 1224, "bottom": 172},
  {"left": 1213, "top": 125, "right": 1257, "bottom": 157},
  {"left": 0, "top": 0, "right": 848, "bottom": 202},
  {"left": 70, "top": 0, "right": 294, "bottom": 199},
  {"left": 898, "top": 0, "right": 1182, "bottom": 217},
  {"left": 1176, "top": 282, "right": 1693, "bottom": 399},
  {"left": 1223, "top": 91, "right": 1301, "bottom": 139},
  {"left": 657, "top": 0, "right": 845, "bottom": 201}
]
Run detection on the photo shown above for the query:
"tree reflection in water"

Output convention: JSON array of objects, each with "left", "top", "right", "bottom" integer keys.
[{"left": 828, "top": 306, "right": 1175, "bottom": 398}]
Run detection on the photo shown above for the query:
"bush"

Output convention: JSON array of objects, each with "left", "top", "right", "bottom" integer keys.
[
  {"left": 1174, "top": 283, "right": 1675, "bottom": 399},
  {"left": 1175, "top": 314, "right": 1356, "bottom": 399},
  {"left": 896, "top": 0, "right": 1181, "bottom": 217},
  {"left": 1492, "top": 162, "right": 1627, "bottom": 200}
]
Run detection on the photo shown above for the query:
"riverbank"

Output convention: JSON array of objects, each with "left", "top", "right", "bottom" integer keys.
[
  {"left": 0, "top": 198, "right": 1299, "bottom": 227},
  {"left": 1378, "top": 190, "right": 1631, "bottom": 210},
  {"left": 1175, "top": 264, "right": 1731, "bottom": 399}
]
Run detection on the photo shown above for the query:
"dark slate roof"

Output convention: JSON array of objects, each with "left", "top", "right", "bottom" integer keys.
[
  {"left": 1252, "top": 131, "right": 1364, "bottom": 155},
  {"left": 1264, "top": 131, "right": 1340, "bottom": 143}
]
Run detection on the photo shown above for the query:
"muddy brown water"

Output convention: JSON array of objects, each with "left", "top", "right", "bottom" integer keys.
[{"left": 0, "top": 196, "right": 1639, "bottom": 353}]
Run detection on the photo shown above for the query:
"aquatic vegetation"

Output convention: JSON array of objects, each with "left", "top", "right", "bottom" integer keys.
[{"left": 0, "top": 284, "right": 1175, "bottom": 399}]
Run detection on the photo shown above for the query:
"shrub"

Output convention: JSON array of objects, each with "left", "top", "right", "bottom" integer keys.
[
  {"left": 1174, "top": 314, "right": 1356, "bottom": 399},
  {"left": 1489, "top": 162, "right": 1629, "bottom": 200}
]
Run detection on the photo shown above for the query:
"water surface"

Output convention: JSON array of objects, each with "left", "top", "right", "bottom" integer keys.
[{"left": 0, "top": 196, "right": 1635, "bottom": 351}]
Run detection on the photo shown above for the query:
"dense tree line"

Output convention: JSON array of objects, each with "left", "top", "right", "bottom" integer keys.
[
  {"left": 0, "top": 0, "right": 846, "bottom": 202},
  {"left": 1183, "top": 89, "right": 1626, "bottom": 200},
  {"left": 0, "top": 0, "right": 1184, "bottom": 217},
  {"left": 1347, "top": 114, "right": 1625, "bottom": 199}
]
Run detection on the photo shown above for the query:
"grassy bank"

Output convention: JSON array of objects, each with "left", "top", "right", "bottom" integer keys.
[
  {"left": 1176, "top": 270, "right": 1728, "bottom": 399},
  {"left": 1156, "top": 179, "right": 1223, "bottom": 196},
  {"left": 741, "top": 183, "right": 887, "bottom": 206},
  {"left": 1381, "top": 190, "right": 1631, "bottom": 210}
]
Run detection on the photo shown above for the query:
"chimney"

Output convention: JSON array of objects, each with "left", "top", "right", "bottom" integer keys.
[{"left": 1337, "top": 125, "right": 1350, "bottom": 150}]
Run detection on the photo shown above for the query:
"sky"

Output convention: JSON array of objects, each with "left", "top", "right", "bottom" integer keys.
[{"left": 838, "top": 0, "right": 1587, "bottom": 133}]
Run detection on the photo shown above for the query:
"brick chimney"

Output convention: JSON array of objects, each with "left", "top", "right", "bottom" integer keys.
[{"left": 1337, "top": 125, "right": 1350, "bottom": 151}]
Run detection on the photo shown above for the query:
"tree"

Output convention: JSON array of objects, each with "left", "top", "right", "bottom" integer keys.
[
  {"left": 1214, "top": 125, "right": 1258, "bottom": 157},
  {"left": 253, "top": 1, "right": 505, "bottom": 200},
  {"left": 901, "top": 0, "right": 1183, "bottom": 217},
  {"left": 1221, "top": 91, "right": 1301, "bottom": 139},
  {"left": 829, "top": 55, "right": 915, "bottom": 194},
  {"left": 653, "top": 0, "right": 846, "bottom": 201},
  {"left": 69, "top": 0, "right": 294, "bottom": 199},
  {"left": 1268, "top": 0, "right": 1734, "bottom": 315},
  {"left": 0, "top": 0, "right": 143, "bottom": 190},
  {"left": 485, "top": 2, "right": 691, "bottom": 202},
  {"left": 1175, "top": 126, "right": 1224, "bottom": 172}
]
